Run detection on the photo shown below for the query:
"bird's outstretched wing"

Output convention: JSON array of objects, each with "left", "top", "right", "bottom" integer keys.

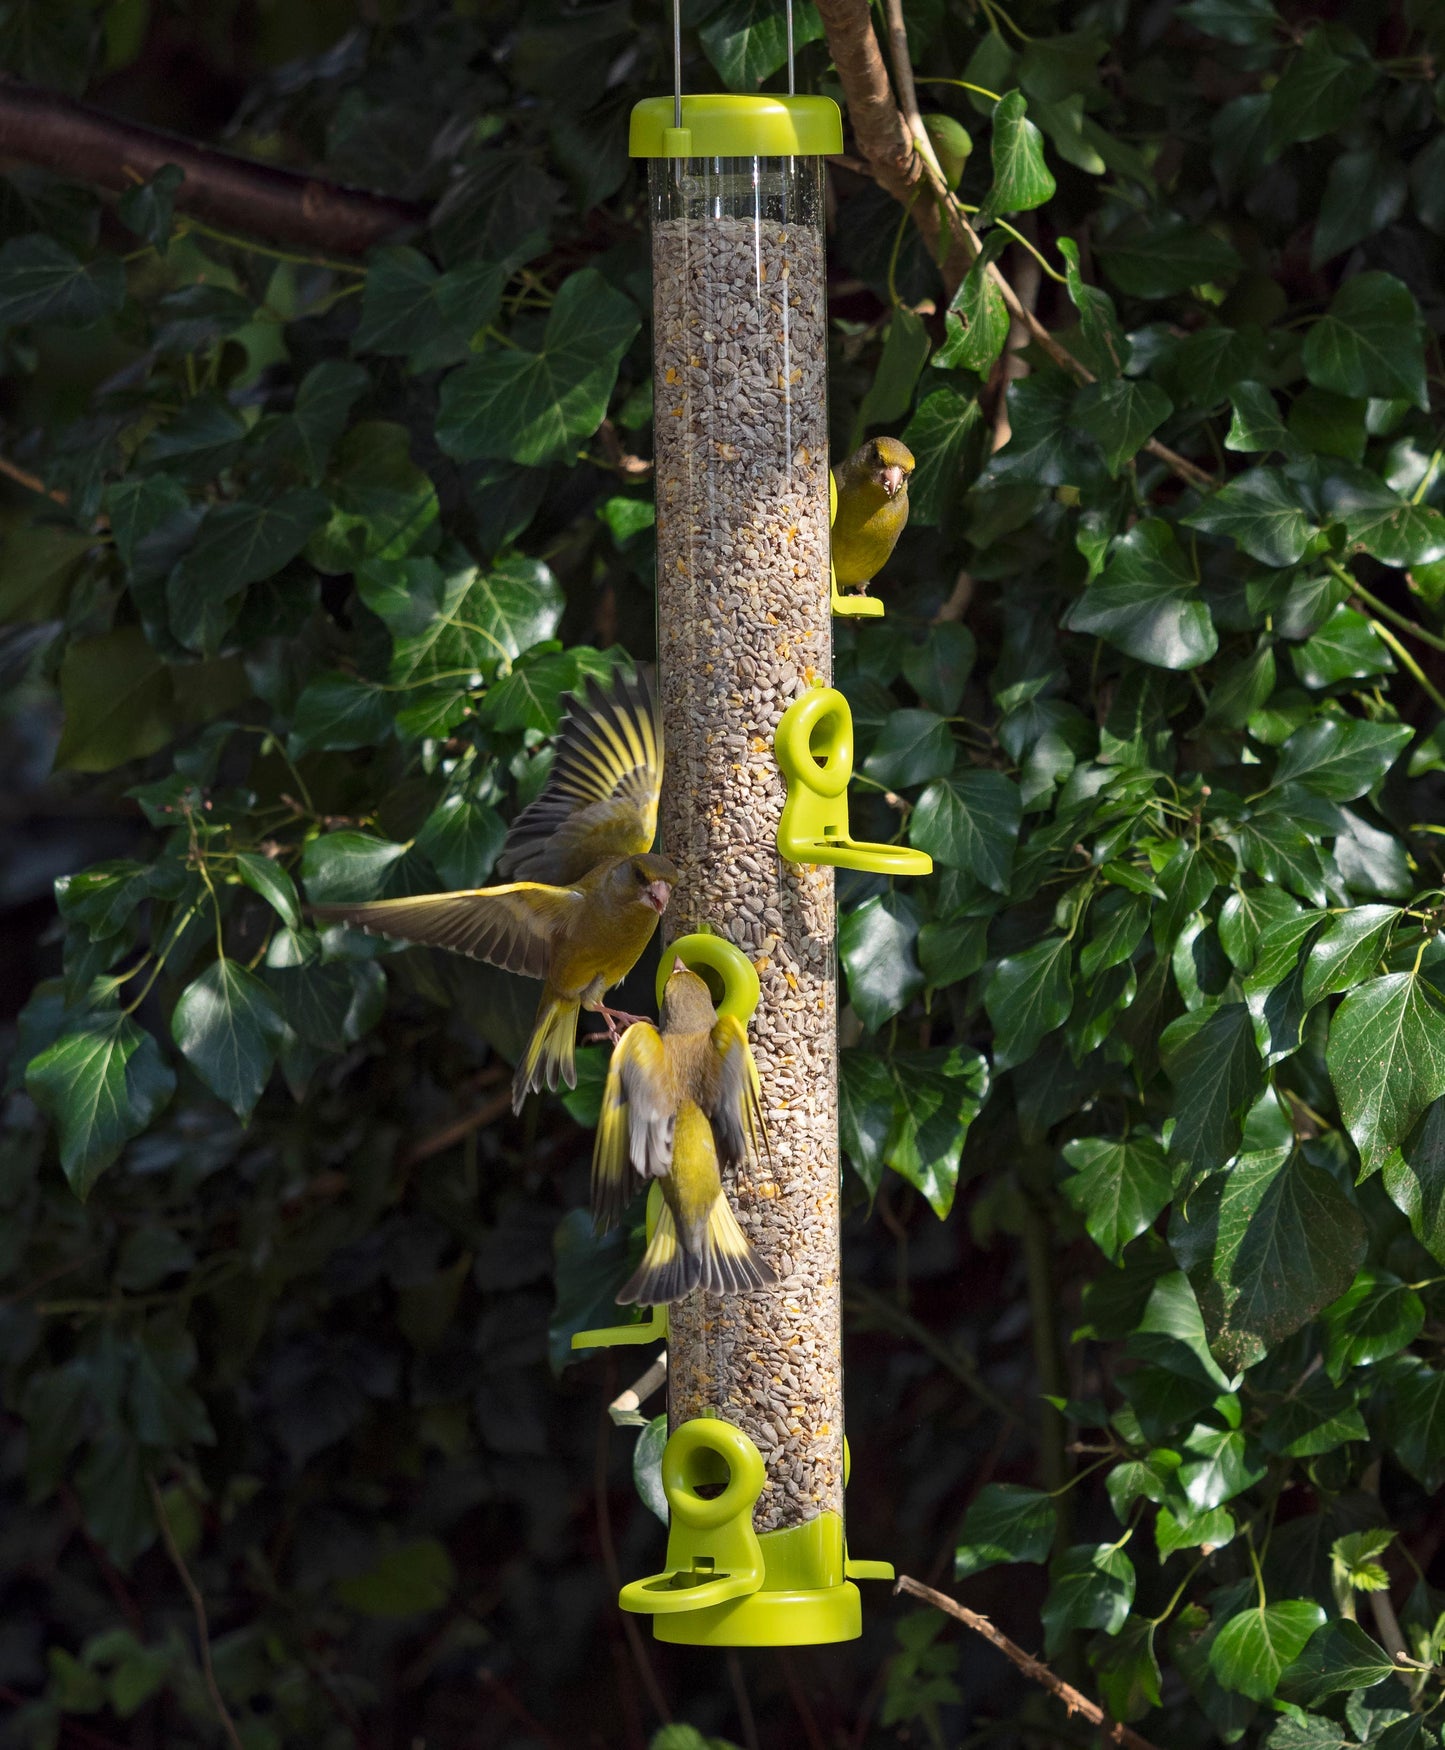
[
  {"left": 498, "top": 669, "right": 663, "bottom": 884},
  {"left": 314, "top": 883, "right": 581, "bottom": 979},
  {"left": 709, "top": 1013, "right": 769, "bottom": 1170},
  {"left": 592, "top": 1021, "right": 668, "bottom": 1233}
]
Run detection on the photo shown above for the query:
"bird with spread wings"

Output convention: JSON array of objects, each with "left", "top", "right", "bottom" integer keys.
[{"left": 313, "top": 670, "right": 677, "bottom": 1112}]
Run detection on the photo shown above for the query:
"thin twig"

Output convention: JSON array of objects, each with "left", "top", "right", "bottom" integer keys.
[
  {"left": 595, "top": 1404, "right": 671, "bottom": 1726},
  {"left": 478, "top": 1670, "right": 566, "bottom": 1750},
  {"left": 895, "top": 1576, "right": 1166, "bottom": 1750},
  {"left": 610, "top": 1351, "right": 668, "bottom": 1426},
  {"left": 727, "top": 1652, "right": 762, "bottom": 1750},
  {"left": 399, "top": 1089, "right": 514, "bottom": 1168},
  {"left": 0, "top": 453, "right": 68, "bottom": 505},
  {"left": 148, "top": 1476, "right": 246, "bottom": 1750},
  {"left": 776, "top": 1651, "right": 829, "bottom": 1750}
]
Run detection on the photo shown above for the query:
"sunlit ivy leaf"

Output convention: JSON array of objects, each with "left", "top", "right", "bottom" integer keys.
[
  {"left": 1291, "top": 606, "right": 1392, "bottom": 688},
  {"left": 1320, "top": 1268, "right": 1424, "bottom": 1379},
  {"left": 1303, "top": 272, "right": 1428, "bottom": 410},
  {"left": 840, "top": 893, "right": 924, "bottom": 1032},
  {"left": 981, "top": 373, "right": 1100, "bottom": 488},
  {"left": 1270, "top": 717, "right": 1411, "bottom": 802},
  {"left": 1343, "top": 498, "right": 1445, "bottom": 568},
  {"left": 1276, "top": 1619, "right": 1397, "bottom": 1707},
  {"left": 934, "top": 237, "right": 1009, "bottom": 375},
  {"left": 233, "top": 852, "right": 301, "bottom": 931},
  {"left": 1328, "top": 973, "right": 1445, "bottom": 1174},
  {"left": 909, "top": 769, "right": 1020, "bottom": 892},
  {"left": 171, "top": 959, "right": 285, "bottom": 1120},
  {"left": 1075, "top": 377, "right": 1172, "bottom": 475},
  {"left": 1216, "top": 884, "right": 1302, "bottom": 972},
  {"left": 984, "top": 89, "right": 1056, "bottom": 217},
  {"left": 1062, "top": 1132, "right": 1175, "bottom": 1264},
  {"left": 1041, "top": 1544, "right": 1135, "bottom": 1654},
  {"left": 697, "top": 0, "right": 824, "bottom": 90},
  {"left": 1184, "top": 469, "right": 1319, "bottom": 568},
  {"left": 415, "top": 795, "right": 506, "bottom": 890},
  {"left": 985, "top": 935, "right": 1074, "bottom": 1069},
  {"left": 1161, "top": 1003, "right": 1262, "bottom": 1176},
  {"left": 1066, "top": 519, "right": 1217, "bottom": 669},
  {"left": 1225, "top": 382, "right": 1299, "bottom": 457},
  {"left": 1157, "top": 1503, "right": 1235, "bottom": 1559},
  {"left": 1058, "top": 236, "right": 1125, "bottom": 371},
  {"left": 300, "top": 832, "right": 412, "bottom": 905},
  {"left": 0, "top": 234, "right": 126, "bottom": 326},
  {"left": 954, "top": 1483, "right": 1056, "bottom": 1578},
  {"left": 26, "top": 1014, "right": 176, "bottom": 1198},
  {"left": 436, "top": 269, "right": 639, "bottom": 465},
  {"left": 1080, "top": 888, "right": 1150, "bottom": 984},
  {"left": 899, "top": 385, "right": 983, "bottom": 525},
  {"left": 1300, "top": 905, "right": 1398, "bottom": 1005},
  {"left": 482, "top": 645, "right": 619, "bottom": 735},
  {"left": 1209, "top": 1601, "right": 1326, "bottom": 1702},
  {"left": 308, "top": 422, "right": 441, "bottom": 571},
  {"left": 1384, "top": 1096, "right": 1445, "bottom": 1265},
  {"left": 1260, "top": 1373, "right": 1367, "bottom": 1457}
]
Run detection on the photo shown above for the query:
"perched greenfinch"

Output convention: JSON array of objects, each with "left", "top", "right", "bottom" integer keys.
[
  {"left": 313, "top": 671, "right": 677, "bottom": 1112},
  {"left": 594, "top": 960, "right": 775, "bottom": 1305},
  {"left": 831, "top": 435, "right": 915, "bottom": 592}
]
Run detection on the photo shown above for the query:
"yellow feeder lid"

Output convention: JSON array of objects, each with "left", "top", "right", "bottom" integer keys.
[{"left": 630, "top": 94, "right": 842, "bottom": 159}]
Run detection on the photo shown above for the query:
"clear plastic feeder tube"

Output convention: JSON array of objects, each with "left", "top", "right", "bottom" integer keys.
[{"left": 650, "top": 150, "right": 842, "bottom": 1537}]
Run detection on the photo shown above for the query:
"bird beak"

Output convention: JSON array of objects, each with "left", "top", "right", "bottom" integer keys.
[
  {"left": 880, "top": 464, "right": 906, "bottom": 497},
  {"left": 644, "top": 880, "right": 672, "bottom": 914},
  {"left": 672, "top": 956, "right": 687, "bottom": 973}
]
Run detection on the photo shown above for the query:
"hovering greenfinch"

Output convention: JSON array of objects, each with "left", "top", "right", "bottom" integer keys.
[
  {"left": 831, "top": 435, "right": 915, "bottom": 592},
  {"left": 313, "top": 671, "right": 676, "bottom": 1112},
  {"left": 594, "top": 960, "right": 775, "bottom": 1305}
]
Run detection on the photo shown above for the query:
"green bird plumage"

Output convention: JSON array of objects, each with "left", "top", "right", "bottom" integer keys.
[
  {"left": 831, "top": 435, "right": 915, "bottom": 591},
  {"left": 594, "top": 962, "right": 775, "bottom": 1305},
  {"left": 312, "top": 671, "right": 676, "bottom": 1113}
]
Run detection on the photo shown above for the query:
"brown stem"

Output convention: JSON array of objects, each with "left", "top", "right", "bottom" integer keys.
[
  {"left": 478, "top": 1671, "right": 566, "bottom": 1750},
  {"left": 399, "top": 1089, "right": 513, "bottom": 1169},
  {"left": 594, "top": 1403, "right": 672, "bottom": 1726},
  {"left": 775, "top": 1651, "right": 829, "bottom": 1750},
  {"left": 148, "top": 1476, "right": 246, "bottom": 1750},
  {"left": 0, "top": 77, "right": 422, "bottom": 257},
  {"left": 817, "top": 3, "right": 1215, "bottom": 493},
  {"left": 894, "top": 1576, "right": 1166, "bottom": 1750}
]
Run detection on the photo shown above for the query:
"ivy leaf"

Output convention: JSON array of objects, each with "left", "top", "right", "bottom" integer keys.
[
  {"left": 909, "top": 770, "right": 1020, "bottom": 892},
  {"left": 1175, "top": 1147, "right": 1366, "bottom": 1371},
  {"left": 856, "top": 307, "right": 931, "bottom": 427},
  {"left": 300, "top": 832, "right": 411, "bottom": 905},
  {"left": 1343, "top": 498, "right": 1445, "bottom": 568},
  {"left": 0, "top": 234, "right": 126, "bottom": 326},
  {"left": 840, "top": 893, "right": 924, "bottom": 1033},
  {"left": 117, "top": 163, "right": 184, "bottom": 253},
  {"left": 935, "top": 236, "right": 1009, "bottom": 375},
  {"left": 414, "top": 796, "right": 506, "bottom": 890},
  {"left": 1291, "top": 606, "right": 1393, "bottom": 688},
  {"left": 839, "top": 1046, "right": 988, "bottom": 1215},
  {"left": 308, "top": 422, "right": 440, "bottom": 571},
  {"left": 1096, "top": 216, "right": 1242, "bottom": 297},
  {"left": 26, "top": 1014, "right": 176, "bottom": 1198},
  {"left": 1183, "top": 469, "right": 1319, "bottom": 568},
  {"left": 234, "top": 852, "right": 301, "bottom": 931},
  {"left": 985, "top": 935, "right": 1074, "bottom": 1069},
  {"left": 1300, "top": 905, "right": 1398, "bottom": 1005},
  {"left": 1061, "top": 1132, "right": 1175, "bottom": 1263},
  {"left": 1320, "top": 1269, "right": 1424, "bottom": 1378},
  {"left": 436, "top": 269, "right": 639, "bottom": 465},
  {"left": 1313, "top": 148, "right": 1408, "bottom": 268},
  {"left": 901, "top": 385, "right": 983, "bottom": 525},
  {"left": 862, "top": 710, "right": 955, "bottom": 789},
  {"left": 1074, "top": 378, "right": 1173, "bottom": 475},
  {"left": 1066, "top": 519, "right": 1217, "bottom": 669},
  {"left": 1225, "top": 382, "right": 1300, "bottom": 458},
  {"left": 1382, "top": 1354, "right": 1445, "bottom": 1488},
  {"left": 171, "top": 960, "right": 286, "bottom": 1121},
  {"left": 954, "top": 1484, "right": 1056, "bottom": 1578},
  {"left": 1327, "top": 973, "right": 1445, "bottom": 1175},
  {"left": 697, "top": 0, "right": 824, "bottom": 90},
  {"left": 902, "top": 622, "right": 975, "bottom": 715},
  {"left": 1269, "top": 28, "right": 1377, "bottom": 149},
  {"left": 1209, "top": 1601, "right": 1326, "bottom": 1702},
  {"left": 1270, "top": 718, "right": 1411, "bottom": 801},
  {"left": 1161, "top": 1003, "right": 1262, "bottom": 1176},
  {"left": 1302, "top": 272, "right": 1428, "bottom": 410},
  {"left": 1041, "top": 1544, "right": 1135, "bottom": 1654},
  {"left": 54, "top": 625, "right": 175, "bottom": 773},
  {"left": 289, "top": 673, "right": 394, "bottom": 755},
  {"left": 984, "top": 90, "right": 1055, "bottom": 217},
  {"left": 1384, "top": 1097, "right": 1445, "bottom": 1265},
  {"left": 167, "top": 492, "right": 330, "bottom": 655},
  {"left": 1080, "top": 888, "right": 1151, "bottom": 984},
  {"left": 1276, "top": 1619, "right": 1397, "bottom": 1707},
  {"left": 1058, "top": 236, "right": 1125, "bottom": 372},
  {"left": 480, "top": 645, "right": 619, "bottom": 735},
  {"left": 353, "top": 247, "right": 504, "bottom": 363},
  {"left": 335, "top": 1538, "right": 455, "bottom": 1618}
]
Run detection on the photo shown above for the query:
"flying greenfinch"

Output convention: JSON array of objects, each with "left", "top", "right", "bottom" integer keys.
[
  {"left": 831, "top": 435, "right": 915, "bottom": 592},
  {"left": 313, "top": 671, "right": 677, "bottom": 1112},
  {"left": 594, "top": 960, "right": 775, "bottom": 1305}
]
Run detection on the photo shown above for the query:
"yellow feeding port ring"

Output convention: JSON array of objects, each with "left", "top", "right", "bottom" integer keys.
[{"left": 658, "top": 932, "right": 761, "bottom": 1025}]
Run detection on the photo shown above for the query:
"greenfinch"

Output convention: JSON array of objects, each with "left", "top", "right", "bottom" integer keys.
[
  {"left": 313, "top": 671, "right": 677, "bottom": 1112},
  {"left": 595, "top": 960, "right": 775, "bottom": 1305},
  {"left": 831, "top": 435, "right": 915, "bottom": 592}
]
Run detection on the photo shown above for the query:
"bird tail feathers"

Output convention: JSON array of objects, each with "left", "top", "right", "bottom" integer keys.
[
  {"left": 615, "top": 1195, "right": 775, "bottom": 1306},
  {"left": 513, "top": 994, "right": 580, "bottom": 1112}
]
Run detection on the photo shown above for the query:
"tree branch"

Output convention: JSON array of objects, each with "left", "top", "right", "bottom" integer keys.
[
  {"left": 148, "top": 1475, "right": 246, "bottom": 1750},
  {"left": 817, "top": 2, "right": 1215, "bottom": 492},
  {"left": 0, "top": 77, "right": 423, "bottom": 258},
  {"left": 894, "top": 1576, "right": 1166, "bottom": 1750}
]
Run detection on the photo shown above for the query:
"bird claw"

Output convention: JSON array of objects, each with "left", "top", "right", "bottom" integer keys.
[{"left": 594, "top": 1004, "right": 648, "bottom": 1043}]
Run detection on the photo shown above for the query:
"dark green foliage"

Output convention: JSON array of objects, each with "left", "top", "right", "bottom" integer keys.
[{"left": 7, "top": 1, "right": 1445, "bottom": 1747}]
